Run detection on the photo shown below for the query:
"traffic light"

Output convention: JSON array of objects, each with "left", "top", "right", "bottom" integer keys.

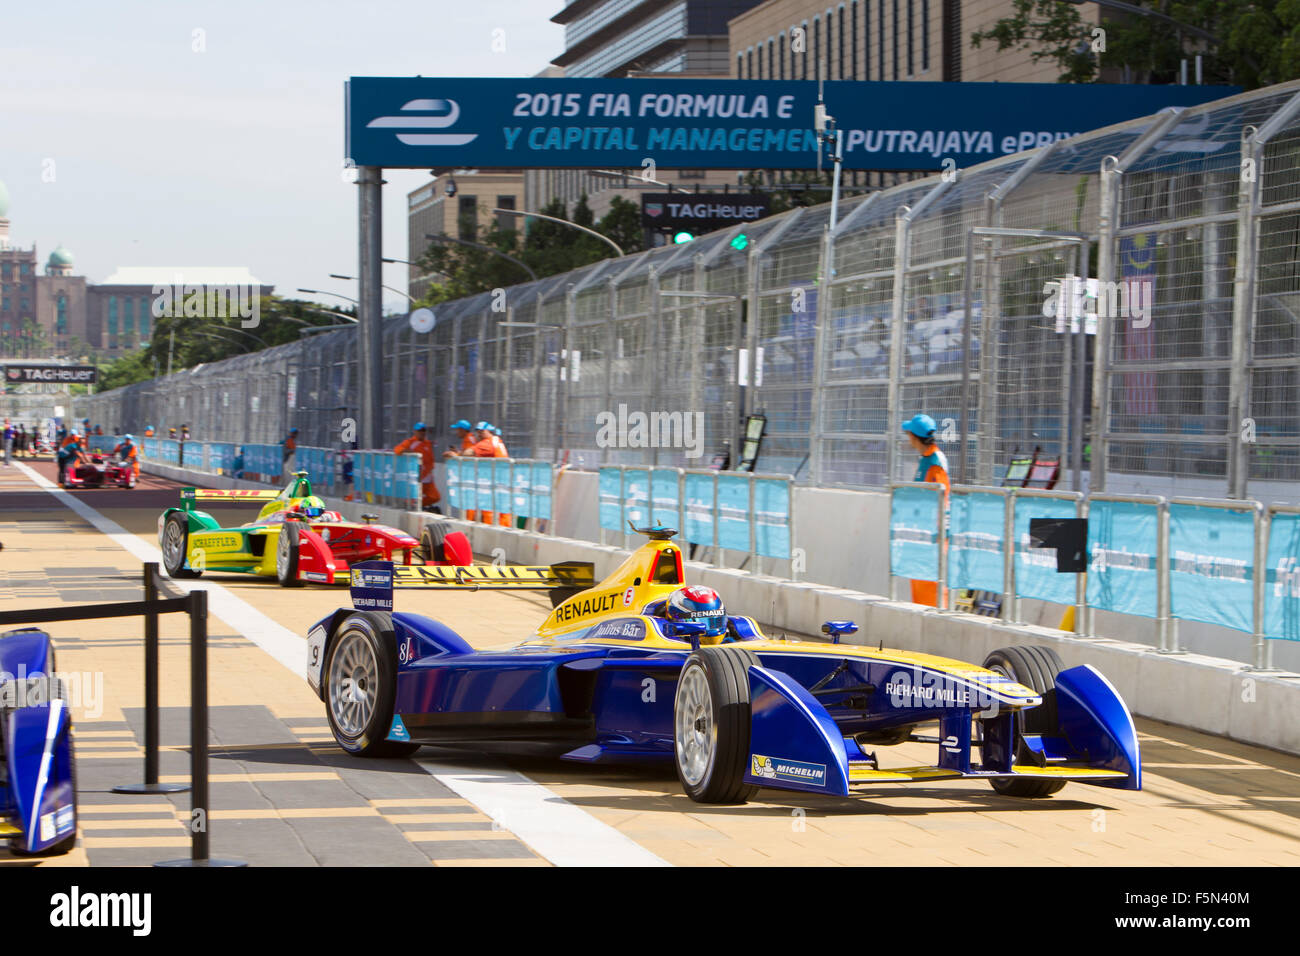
[{"left": 673, "top": 231, "right": 694, "bottom": 244}]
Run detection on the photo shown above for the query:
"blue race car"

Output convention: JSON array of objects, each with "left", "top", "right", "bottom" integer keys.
[
  {"left": 305, "top": 528, "right": 1140, "bottom": 804},
  {"left": 0, "top": 628, "right": 77, "bottom": 855}
]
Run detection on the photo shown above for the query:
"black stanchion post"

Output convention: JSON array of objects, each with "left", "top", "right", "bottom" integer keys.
[
  {"left": 114, "top": 562, "right": 188, "bottom": 795},
  {"left": 192, "top": 587, "right": 208, "bottom": 861},
  {"left": 157, "top": 588, "right": 244, "bottom": 866}
]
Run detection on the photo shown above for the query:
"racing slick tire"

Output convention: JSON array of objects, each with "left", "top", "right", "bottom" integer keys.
[
  {"left": 673, "top": 646, "right": 760, "bottom": 804},
  {"left": 276, "top": 522, "right": 304, "bottom": 587},
  {"left": 323, "top": 612, "right": 419, "bottom": 758},
  {"left": 980, "top": 645, "right": 1066, "bottom": 798},
  {"left": 161, "top": 513, "right": 201, "bottom": 579},
  {"left": 420, "top": 521, "right": 450, "bottom": 562}
]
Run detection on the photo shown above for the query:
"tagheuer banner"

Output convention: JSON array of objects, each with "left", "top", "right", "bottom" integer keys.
[
  {"left": 641, "top": 192, "right": 769, "bottom": 231},
  {"left": 4, "top": 365, "right": 98, "bottom": 385}
]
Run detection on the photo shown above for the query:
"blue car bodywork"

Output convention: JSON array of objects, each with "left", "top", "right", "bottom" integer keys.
[
  {"left": 306, "top": 535, "right": 1141, "bottom": 804},
  {"left": 0, "top": 628, "right": 77, "bottom": 855}
]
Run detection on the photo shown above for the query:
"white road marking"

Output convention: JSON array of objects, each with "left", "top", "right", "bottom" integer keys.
[
  {"left": 14, "top": 461, "right": 673, "bottom": 867},
  {"left": 420, "top": 759, "right": 670, "bottom": 867},
  {"left": 15, "top": 462, "right": 306, "bottom": 675}
]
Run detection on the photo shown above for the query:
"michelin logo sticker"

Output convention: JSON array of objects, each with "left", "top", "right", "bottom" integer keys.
[{"left": 751, "top": 754, "right": 827, "bottom": 786}]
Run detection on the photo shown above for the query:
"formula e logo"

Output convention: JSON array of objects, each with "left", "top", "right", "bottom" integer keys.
[
  {"left": 366, "top": 99, "right": 478, "bottom": 147},
  {"left": 623, "top": 587, "right": 635, "bottom": 607}
]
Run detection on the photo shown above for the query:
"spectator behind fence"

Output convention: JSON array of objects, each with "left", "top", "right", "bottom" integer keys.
[
  {"left": 281, "top": 427, "right": 298, "bottom": 480},
  {"left": 394, "top": 422, "right": 440, "bottom": 513},
  {"left": 2, "top": 419, "right": 13, "bottom": 467},
  {"left": 901, "top": 413, "right": 950, "bottom": 608}
]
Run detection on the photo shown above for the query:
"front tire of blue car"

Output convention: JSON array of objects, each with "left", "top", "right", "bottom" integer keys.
[
  {"left": 324, "top": 612, "right": 419, "bottom": 759},
  {"left": 674, "top": 647, "right": 759, "bottom": 804},
  {"left": 981, "top": 646, "right": 1066, "bottom": 799}
]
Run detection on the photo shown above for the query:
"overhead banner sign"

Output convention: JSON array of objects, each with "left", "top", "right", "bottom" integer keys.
[
  {"left": 346, "top": 78, "right": 1236, "bottom": 172},
  {"left": 4, "top": 364, "right": 98, "bottom": 385},
  {"left": 642, "top": 192, "right": 769, "bottom": 231}
]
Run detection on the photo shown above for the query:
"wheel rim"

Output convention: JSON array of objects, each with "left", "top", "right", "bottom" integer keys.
[
  {"left": 163, "top": 520, "right": 184, "bottom": 569},
  {"left": 675, "top": 664, "right": 715, "bottom": 787},
  {"left": 328, "top": 629, "right": 378, "bottom": 739}
]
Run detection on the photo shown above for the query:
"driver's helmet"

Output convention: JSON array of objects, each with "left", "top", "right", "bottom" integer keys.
[
  {"left": 665, "top": 586, "right": 728, "bottom": 641},
  {"left": 293, "top": 495, "right": 328, "bottom": 519}
]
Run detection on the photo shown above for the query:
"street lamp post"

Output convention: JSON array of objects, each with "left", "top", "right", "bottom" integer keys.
[{"left": 492, "top": 208, "right": 624, "bottom": 257}]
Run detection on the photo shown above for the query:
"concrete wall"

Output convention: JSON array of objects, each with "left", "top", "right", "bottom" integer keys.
[{"left": 144, "top": 458, "right": 1300, "bottom": 757}]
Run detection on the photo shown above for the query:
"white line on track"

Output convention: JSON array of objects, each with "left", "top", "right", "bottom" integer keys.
[
  {"left": 15, "top": 461, "right": 672, "bottom": 867},
  {"left": 419, "top": 759, "right": 670, "bottom": 867}
]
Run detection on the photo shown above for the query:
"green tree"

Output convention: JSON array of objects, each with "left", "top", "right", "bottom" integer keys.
[
  {"left": 414, "top": 195, "right": 647, "bottom": 305},
  {"left": 971, "top": 0, "right": 1300, "bottom": 88}
]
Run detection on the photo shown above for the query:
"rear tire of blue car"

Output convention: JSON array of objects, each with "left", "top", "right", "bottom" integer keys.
[
  {"left": 674, "top": 647, "right": 759, "bottom": 804},
  {"left": 981, "top": 646, "right": 1066, "bottom": 798},
  {"left": 324, "top": 612, "right": 419, "bottom": 759}
]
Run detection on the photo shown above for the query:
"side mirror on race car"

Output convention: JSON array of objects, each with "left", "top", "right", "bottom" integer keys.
[
  {"left": 821, "top": 621, "right": 859, "bottom": 643},
  {"left": 361, "top": 513, "right": 379, "bottom": 524},
  {"left": 671, "top": 620, "right": 707, "bottom": 650}
]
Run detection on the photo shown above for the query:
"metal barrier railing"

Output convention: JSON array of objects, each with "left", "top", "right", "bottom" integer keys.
[
  {"left": 891, "top": 484, "right": 1294, "bottom": 669},
  {"left": 444, "top": 456, "right": 555, "bottom": 530},
  {"left": 601, "top": 466, "right": 794, "bottom": 574}
]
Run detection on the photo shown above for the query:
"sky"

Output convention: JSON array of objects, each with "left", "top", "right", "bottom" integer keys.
[{"left": 0, "top": 0, "right": 563, "bottom": 313}]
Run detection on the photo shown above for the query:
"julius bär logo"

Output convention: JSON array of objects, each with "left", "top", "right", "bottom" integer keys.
[{"left": 366, "top": 99, "right": 477, "bottom": 147}]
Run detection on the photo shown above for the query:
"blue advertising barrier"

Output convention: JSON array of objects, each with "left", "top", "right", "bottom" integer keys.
[
  {"left": 1086, "top": 498, "right": 1160, "bottom": 620},
  {"left": 493, "top": 459, "right": 512, "bottom": 517},
  {"left": 683, "top": 473, "right": 716, "bottom": 548},
  {"left": 716, "top": 474, "right": 751, "bottom": 553},
  {"left": 1169, "top": 501, "right": 1258, "bottom": 635},
  {"left": 890, "top": 482, "right": 944, "bottom": 582},
  {"left": 946, "top": 489, "right": 1005, "bottom": 593},
  {"left": 1013, "top": 494, "right": 1081, "bottom": 607},
  {"left": 598, "top": 467, "right": 623, "bottom": 532},
  {"left": 650, "top": 468, "right": 681, "bottom": 529},
  {"left": 1265, "top": 508, "right": 1300, "bottom": 642},
  {"left": 754, "top": 478, "right": 791, "bottom": 560},
  {"left": 531, "top": 462, "right": 553, "bottom": 520},
  {"left": 624, "top": 469, "right": 650, "bottom": 529}
]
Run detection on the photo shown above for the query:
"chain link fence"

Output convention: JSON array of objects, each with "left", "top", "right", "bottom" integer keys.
[{"left": 82, "top": 82, "right": 1300, "bottom": 501}]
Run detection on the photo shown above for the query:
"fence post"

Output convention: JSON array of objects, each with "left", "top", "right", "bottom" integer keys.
[
  {"left": 1002, "top": 490, "right": 1016, "bottom": 623},
  {"left": 157, "top": 588, "right": 244, "bottom": 867},
  {"left": 1254, "top": 505, "right": 1269, "bottom": 670},
  {"left": 1156, "top": 499, "right": 1172, "bottom": 653}
]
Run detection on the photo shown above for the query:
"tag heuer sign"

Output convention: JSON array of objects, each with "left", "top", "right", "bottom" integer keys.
[
  {"left": 640, "top": 192, "right": 769, "bottom": 231},
  {"left": 4, "top": 365, "right": 98, "bottom": 385}
]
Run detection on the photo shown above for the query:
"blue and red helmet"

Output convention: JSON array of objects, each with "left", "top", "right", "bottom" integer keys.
[{"left": 665, "top": 586, "right": 727, "bottom": 638}]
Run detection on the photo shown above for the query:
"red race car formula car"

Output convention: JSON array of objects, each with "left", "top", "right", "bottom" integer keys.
[{"left": 60, "top": 453, "right": 137, "bottom": 489}]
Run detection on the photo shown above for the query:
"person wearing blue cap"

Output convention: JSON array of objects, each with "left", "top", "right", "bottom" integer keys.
[
  {"left": 395, "top": 422, "right": 440, "bottom": 512},
  {"left": 902, "top": 413, "right": 950, "bottom": 607},
  {"left": 443, "top": 419, "right": 474, "bottom": 460}
]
